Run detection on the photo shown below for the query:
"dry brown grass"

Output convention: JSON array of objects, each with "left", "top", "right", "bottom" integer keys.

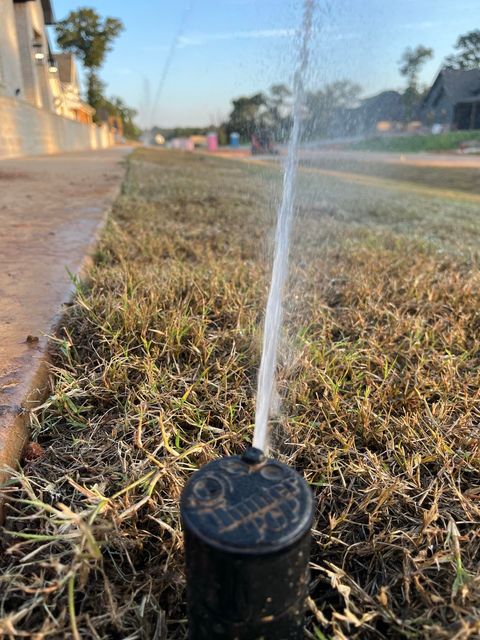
[{"left": 1, "top": 149, "right": 479, "bottom": 639}]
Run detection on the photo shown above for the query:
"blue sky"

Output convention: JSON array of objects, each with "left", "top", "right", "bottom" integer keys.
[{"left": 49, "top": 0, "right": 480, "bottom": 127}]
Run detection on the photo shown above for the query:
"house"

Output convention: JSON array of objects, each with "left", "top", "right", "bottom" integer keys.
[
  {"left": 0, "top": 0, "right": 56, "bottom": 108},
  {"left": 355, "top": 90, "right": 406, "bottom": 133},
  {"left": 333, "top": 90, "right": 406, "bottom": 137},
  {"left": 0, "top": 0, "right": 94, "bottom": 123},
  {"left": 421, "top": 68, "right": 480, "bottom": 130},
  {"left": 0, "top": 0, "right": 114, "bottom": 158},
  {"left": 52, "top": 52, "right": 95, "bottom": 124}
]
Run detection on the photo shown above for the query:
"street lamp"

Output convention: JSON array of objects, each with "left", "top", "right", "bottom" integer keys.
[
  {"left": 48, "top": 56, "right": 57, "bottom": 73},
  {"left": 32, "top": 39, "right": 44, "bottom": 63}
]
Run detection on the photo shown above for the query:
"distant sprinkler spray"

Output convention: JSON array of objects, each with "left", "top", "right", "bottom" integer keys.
[{"left": 148, "top": 1, "right": 195, "bottom": 129}]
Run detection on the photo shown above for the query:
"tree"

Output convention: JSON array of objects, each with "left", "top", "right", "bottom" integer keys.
[
  {"left": 445, "top": 30, "right": 480, "bottom": 69},
  {"left": 55, "top": 8, "right": 124, "bottom": 116},
  {"left": 85, "top": 71, "right": 105, "bottom": 115},
  {"left": 304, "top": 80, "right": 362, "bottom": 138},
  {"left": 399, "top": 45, "right": 434, "bottom": 89},
  {"left": 265, "top": 84, "right": 292, "bottom": 142},
  {"left": 100, "top": 97, "right": 141, "bottom": 140},
  {"left": 225, "top": 86, "right": 293, "bottom": 142},
  {"left": 113, "top": 98, "right": 141, "bottom": 140},
  {"left": 226, "top": 93, "right": 267, "bottom": 141},
  {"left": 225, "top": 81, "right": 362, "bottom": 143},
  {"left": 398, "top": 45, "right": 434, "bottom": 119}
]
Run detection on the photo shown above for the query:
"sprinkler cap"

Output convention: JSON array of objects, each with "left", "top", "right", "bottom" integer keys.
[{"left": 181, "top": 453, "right": 313, "bottom": 555}]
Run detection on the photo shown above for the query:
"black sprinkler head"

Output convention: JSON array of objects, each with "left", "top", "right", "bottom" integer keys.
[{"left": 180, "top": 448, "right": 313, "bottom": 639}]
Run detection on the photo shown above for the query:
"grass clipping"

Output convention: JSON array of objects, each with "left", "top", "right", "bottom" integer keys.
[{"left": 1, "top": 149, "right": 479, "bottom": 639}]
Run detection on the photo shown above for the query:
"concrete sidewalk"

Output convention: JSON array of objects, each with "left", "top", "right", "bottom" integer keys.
[{"left": 0, "top": 147, "right": 129, "bottom": 490}]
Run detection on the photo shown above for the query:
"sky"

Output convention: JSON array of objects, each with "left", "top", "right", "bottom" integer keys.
[{"left": 49, "top": 0, "right": 480, "bottom": 128}]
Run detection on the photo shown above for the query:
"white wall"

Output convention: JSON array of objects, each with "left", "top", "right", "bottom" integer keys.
[
  {"left": 0, "top": 96, "right": 114, "bottom": 159},
  {"left": 28, "top": 0, "right": 54, "bottom": 111},
  {"left": 0, "top": 0, "right": 25, "bottom": 98}
]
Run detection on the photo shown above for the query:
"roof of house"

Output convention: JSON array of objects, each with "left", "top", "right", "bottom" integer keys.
[
  {"left": 425, "top": 68, "right": 480, "bottom": 105},
  {"left": 361, "top": 90, "right": 402, "bottom": 106},
  {"left": 13, "top": 0, "right": 55, "bottom": 25},
  {"left": 359, "top": 90, "right": 405, "bottom": 122},
  {"left": 41, "top": 0, "right": 54, "bottom": 24}
]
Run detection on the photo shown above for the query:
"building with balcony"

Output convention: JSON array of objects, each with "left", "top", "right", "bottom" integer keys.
[
  {"left": 0, "top": 0, "right": 113, "bottom": 158},
  {"left": 53, "top": 52, "right": 95, "bottom": 124},
  {"left": 0, "top": 0, "right": 55, "bottom": 108}
]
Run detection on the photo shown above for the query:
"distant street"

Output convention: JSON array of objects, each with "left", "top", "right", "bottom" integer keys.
[
  {"left": 297, "top": 147, "right": 480, "bottom": 169},
  {"left": 242, "top": 145, "right": 480, "bottom": 203},
  {"left": 244, "top": 144, "right": 480, "bottom": 170}
]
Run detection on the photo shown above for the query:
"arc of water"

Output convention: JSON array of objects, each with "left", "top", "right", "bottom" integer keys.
[
  {"left": 148, "top": 1, "right": 195, "bottom": 129},
  {"left": 253, "top": 0, "right": 315, "bottom": 453}
]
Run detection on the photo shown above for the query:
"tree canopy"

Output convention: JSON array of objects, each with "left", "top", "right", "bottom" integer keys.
[
  {"left": 227, "top": 92, "right": 268, "bottom": 140},
  {"left": 225, "top": 85, "right": 292, "bottom": 142},
  {"left": 445, "top": 30, "right": 480, "bottom": 70},
  {"left": 223, "top": 80, "right": 362, "bottom": 142},
  {"left": 55, "top": 8, "right": 124, "bottom": 120},
  {"left": 398, "top": 45, "right": 434, "bottom": 120},
  {"left": 55, "top": 7, "right": 140, "bottom": 137},
  {"left": 398, "top": 45, "right": 434, "bottom": 91},
  {"left": 99, "top": 97, "right": 142, "bottom": 140},
  {"left": 304, "top": 80, "right": 362, "bottom": 138},
  {"left": 55, "top": 8, "right": 124, "bottom": 70}
]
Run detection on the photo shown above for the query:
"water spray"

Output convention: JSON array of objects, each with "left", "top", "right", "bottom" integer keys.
[
  {"left": 180, "top": 2, "right": 315, "bottom": 637},
  {"left": 148, "top": 1, "right": 194, "bottom": 130},
  {"left": 253, "top": 0, "right": 314, "bottom": 454}
]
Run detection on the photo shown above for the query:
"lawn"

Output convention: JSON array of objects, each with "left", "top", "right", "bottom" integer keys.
[
  {"left": 350, "top": 130, "right": 480, "bottom": 153},
  {"left": 1, "top": 148, "right": 479, "bottom": 639}
]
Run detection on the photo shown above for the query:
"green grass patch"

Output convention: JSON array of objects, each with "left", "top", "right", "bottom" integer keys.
[{"left": 351, "top": 130, "right": 480, "bottom": 153}]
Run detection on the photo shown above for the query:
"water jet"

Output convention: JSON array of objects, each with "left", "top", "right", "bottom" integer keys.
[{"left": 181, "top": 2, "right": 315, "bottom": 637}]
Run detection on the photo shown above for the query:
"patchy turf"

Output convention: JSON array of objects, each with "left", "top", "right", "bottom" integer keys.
[{"left": 1, "top": 148, "right": 479, "bottom": 639}]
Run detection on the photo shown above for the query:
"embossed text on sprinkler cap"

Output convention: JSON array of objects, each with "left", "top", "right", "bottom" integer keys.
[{"left": 181, "top": 454, "right": 313, "bottom": 555}]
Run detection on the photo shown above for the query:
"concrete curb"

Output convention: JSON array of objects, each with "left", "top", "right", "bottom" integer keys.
[{"left": 0, "top": 359, "right": 49, "bottom": 506}]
